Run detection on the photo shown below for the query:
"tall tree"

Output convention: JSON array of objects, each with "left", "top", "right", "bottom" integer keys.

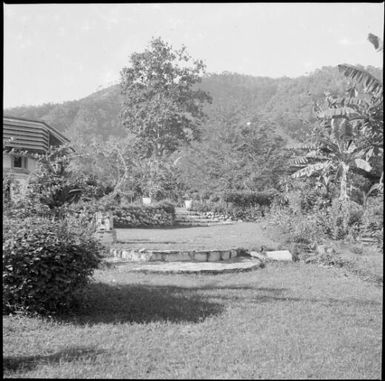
[{"left": 120, "top": 37, "right": 212, "bottom": 161}]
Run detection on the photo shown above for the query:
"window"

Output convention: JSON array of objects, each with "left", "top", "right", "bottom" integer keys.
[{"left": 12, "top": 156, "right": 28, "bottom": 169}]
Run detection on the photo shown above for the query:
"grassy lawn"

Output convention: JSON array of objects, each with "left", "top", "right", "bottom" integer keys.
[
  {"left": 114, "top": 222, "right": 289, "bottom": 251},
  {"left": 3, "top": 261, "right": 382, "bottom": 379}
]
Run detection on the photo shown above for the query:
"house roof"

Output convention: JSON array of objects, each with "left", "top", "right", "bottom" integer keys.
[
  {"left": 3, "top": 116, "right": 70, "bottom": 152},
  {"left": 3, "top": 116, "right": 70, "bottom": 143}
]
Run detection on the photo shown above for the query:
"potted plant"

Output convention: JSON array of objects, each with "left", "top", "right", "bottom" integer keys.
[
  {"left": 142, "top": 195, "right": 152, "bottom": 205},
  {"left": 183, "top": 193, "right": 193, "bottom": 210},
  {"left": 141, "top": 176, "right": 154, "bottom": 205}
]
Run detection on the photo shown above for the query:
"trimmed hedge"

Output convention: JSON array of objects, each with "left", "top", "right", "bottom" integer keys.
[
  {"left": 223, "top": 190, "right": 277, "bottom": 207},
  {"left": 3, "top": 216, "right": 101, "bottom": 315},
  {"left": 110, "top": 201, "right": 176, "bottom": 228},
  {"left": 190, "top": 200, "right": 268, "bottom": 222},
  {"left": 60, "top": 199, "right": 176, "bottom": 228}
]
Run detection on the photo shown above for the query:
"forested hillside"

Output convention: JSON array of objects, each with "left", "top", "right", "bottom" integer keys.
[
  {"left": 5, "top": 66, "right": 381, "bottom": 144},
  {"left": 5, "top": 65, "right": 381, "bottom": 194}
]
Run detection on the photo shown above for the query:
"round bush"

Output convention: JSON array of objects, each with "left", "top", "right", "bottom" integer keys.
[{"left": 3, "top": 216, "right": 101, "bottom": 315}]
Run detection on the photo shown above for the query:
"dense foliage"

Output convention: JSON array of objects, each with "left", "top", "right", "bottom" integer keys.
[
  {"left": 223, "top": 190, "right": 277, "bottom": 207},
  {"left": 5, "top": 65, "right": 381, "bottom": 201},
  {"left": 3, "top": 146, "right": 104, "bottom": 316},
  {"left": 3, "top": 216, "right": 101, "bottom": 315},
  {"left": 111, "top": 201, "right": 175, "bottom": 227},
  {"left": 4, "top": 35, "right": 383, "bottom": 255}
]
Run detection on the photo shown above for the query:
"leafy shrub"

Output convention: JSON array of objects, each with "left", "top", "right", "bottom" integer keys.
[
  {"left": 200, "top": 191, "right": 212, "bottom": 201},
  {"left": 223, "top": 190, "right": 277, "bottom": 208},
  {"left": 190, "top": 191, "right": 277, "bottom": 222},
  {"left": 320, "top": 199, "right": 364, "bottom": 240},
  {"left": 110, "top": 200, "right": 175, "bottom": 227},
  {"left": 3, "top": 216, "right": 101, "bottom": 315},
  {"left": 305, "top": 252, "right": 346, "bottom": 267},
  {"left": 209, "top": 194, "right": 221, "bottom": 203},
  {"left": 226, "top": 205, "right": 266, "bottom": 221},
  {"left": 191, "top": 200, "right": 214, "bottom": 213},
  {"left": 3, "top": 197, "right": 52, "bottom": 220},
  {"left": 290, "top": 213, "right": 325, "bottom": 244},
  {"left": 300, "top": 188, "right": 324, "bottom": 212},
  {"left": 268, "top": 201, "right": 326, "bottom": 246},
  {"left": 361, "top": 194, "right": 383, "bottom": 247},
  {"left": 190, "top": 200, "right": 265, "bottom": 221},
  {"left": 153, "top": 200, "right": 176, "bottom": 215}
]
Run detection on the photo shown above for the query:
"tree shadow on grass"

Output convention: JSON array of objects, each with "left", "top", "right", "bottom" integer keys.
[
  {"left": 213, "top": 294, "right": 381, "bottom": 307},
  {"left": 3, "top": 346, "right": 104, "bottom": 374},
  {"left": 61, "top": 283, "right": 225, "bottom": 326},
  {"left": 167, "top": 283, "right": 380, "bottom": 308}
]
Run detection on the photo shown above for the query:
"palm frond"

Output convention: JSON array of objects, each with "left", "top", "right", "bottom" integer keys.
[
  {"left": 319, "top": 138, "right": 340, "bottom": 153},
  {"left": 338, "top": 64, "right": 383, "bottom": 97},
  {"left": 368, "top": 33, "right": 383, "bottom": 52},
  {"left": 289, "top": 156, "right": 308, "bottom": 166},
  {"left": 291, "top": 143, "right": 318, "bottom": 151},
  {"left": 291, "top": 161, "right": 330, "bottom": 178},
  {"left": 316, "top": 106, "right": 362, "bottom": 120},
  {"left": 353, "top": 158, "right": 372, "bottom": 172}
]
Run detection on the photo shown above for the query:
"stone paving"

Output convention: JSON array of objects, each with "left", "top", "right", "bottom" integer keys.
[
  {"left": 109, "top": 247, "right": 242, "bottom": 262},
  {"left": 101, "top": 221, "right": 290, "bottom": 274},
  {"left": 103, "top": 257, "right": 265, "bottom": 274}
]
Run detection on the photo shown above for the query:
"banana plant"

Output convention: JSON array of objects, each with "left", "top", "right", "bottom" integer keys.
[
  {"left": 337, "top": 34, "right": 383, "bottom": 99},
  {"left": 295, "top": 33, "right": 383, "bottom": 200},
  {"left": 313, "top": 34, "right": 383, "bottom": 150},
  {"left": 361, "top": 174, "right": 383, "bottom": 209},
  {"left": 337, "top": 64, "right": 383, "bottom": 100},
  {"left": 291, "top": 118, "right": 373, "bottom": 200}
]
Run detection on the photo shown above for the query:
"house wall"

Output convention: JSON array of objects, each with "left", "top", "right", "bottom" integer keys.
[
  {"left": 3, "top": 153, "right": 39, "bottom": 173},
  {"left": 3, "top": 153, "right": 39, "bottom": 200},
  {"left": 27, "top": 157, "right": 38, "bottom": 172},
  {"left": 3, "top": 153, "right": 12, "bottom": 168}
]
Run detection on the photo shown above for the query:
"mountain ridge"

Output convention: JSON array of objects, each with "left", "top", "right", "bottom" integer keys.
[{"left": 4, "top": 66, "right": 382, "bottom": 143}]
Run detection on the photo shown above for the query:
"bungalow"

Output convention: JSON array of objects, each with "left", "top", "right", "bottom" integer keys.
[{"left": 3, "top": 116, "right": 70, "bottom": 199}]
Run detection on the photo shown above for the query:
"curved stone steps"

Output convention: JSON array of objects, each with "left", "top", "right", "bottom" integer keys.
[
  {"left": 103, "top": 257, "right": 264, "bottom": 274},
  {"left": 109, "top": 247, "right": 243, "bottom": 262}
]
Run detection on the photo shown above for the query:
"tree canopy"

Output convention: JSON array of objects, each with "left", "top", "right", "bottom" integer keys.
[{"left": 120, "top": 37, "right": 212, "bottom": 159}]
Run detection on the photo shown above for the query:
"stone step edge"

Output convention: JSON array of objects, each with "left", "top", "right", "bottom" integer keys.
[
  {"left": 125, "top": 262, "right": 265, "bottom": 274},
  {"left": 175, "top": 218, "right": 230, "bottom": 221},
  {"left": 109, "top": 247, "right": 244, "bottom": 262},
  {"left": 175, "top": 218, "right": 222, "bottom": 222},
  {"left": 174, "top": 220, "right": 232, "bottom": 224},
  {"left": 175, "top": 221, "right": 234, "bottom": 225}
]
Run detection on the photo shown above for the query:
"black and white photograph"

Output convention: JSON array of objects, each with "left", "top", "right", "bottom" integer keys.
[{"left": 3, "top": 3, "right": 383, "bottom": 379}]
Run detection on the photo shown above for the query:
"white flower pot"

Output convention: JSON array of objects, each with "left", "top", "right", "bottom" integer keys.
[
  {"left": 142, "top": 197, "right": 152, "bottom": 205},
  {"left": 184, "top": 199, "right": 193, "bottom": 210}
]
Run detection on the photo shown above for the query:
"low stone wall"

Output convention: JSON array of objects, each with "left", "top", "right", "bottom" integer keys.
[
  {"left": 109, "top": 247, "right": 242, "bottom": 262},
  {"left": 111, "top": 203, "right": 175, "bottom": 228}
]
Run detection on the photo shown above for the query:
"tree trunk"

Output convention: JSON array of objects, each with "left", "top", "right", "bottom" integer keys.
[{"left": 339, "top": 163, "right": 349, "bottom": 201}]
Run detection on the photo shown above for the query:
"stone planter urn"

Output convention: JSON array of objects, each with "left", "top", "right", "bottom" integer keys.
[
  {"left": 142, "top": 197, "right": 152, "bottom": 205},
  {"left": 94, "top": 211, "right": 116, "bottom": 246},
  {"left": 184, "top": 199, "right": 193, "bottom": 210}
]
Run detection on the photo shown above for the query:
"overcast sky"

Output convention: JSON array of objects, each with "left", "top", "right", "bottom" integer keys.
[{"left": 4, "top": 3, "right": 384, "bottom": 108}]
